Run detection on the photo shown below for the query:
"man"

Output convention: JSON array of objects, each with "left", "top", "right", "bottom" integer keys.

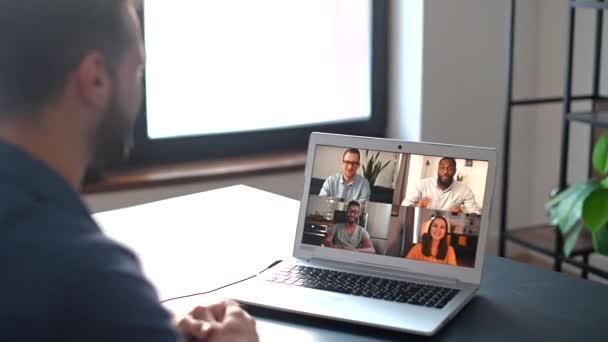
[
  {"left": 401, "top": 157, "right": 481, "bottom": 214},
  {"left": 319, "top": 148, "right": 371, "bottom": 202},
  {"left": 0, "top": 1, "right": 257, "bottom": 341},
  {"left": 322, "top": 201, "right": 375, "bottom": 253}
]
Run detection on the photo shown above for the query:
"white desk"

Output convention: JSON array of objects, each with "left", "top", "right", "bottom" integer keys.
[{"left": 94, "top": 185, "right": 297, "bottom": 301}]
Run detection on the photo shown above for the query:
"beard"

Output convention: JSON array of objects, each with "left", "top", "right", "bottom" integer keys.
[
  {"left": 346, "top": 215, "right": 359, "bottom": 225},
  {"left": 89, "top": 91, "right": 137, "bottom": 169},
  {"left": 437, "top": 176, "right": 453, "bottom": 189}
]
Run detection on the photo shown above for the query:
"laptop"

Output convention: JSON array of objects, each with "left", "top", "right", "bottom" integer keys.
[{"left": 223, "top": 132, "right": 497, "bottom": 336}]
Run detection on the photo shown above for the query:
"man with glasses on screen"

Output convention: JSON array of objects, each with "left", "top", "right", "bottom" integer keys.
[
  {"left": 402, "top": 157, "right": 481, "bottom": 215},
  {"left": 0, "top": 0, "right": 257, "bottom": 341},
  {"left": 322, "top": 201, "right": 375, "bottom": 254},
  {"left": 319, "top": 148, "right": 371, "bottom": 202}
]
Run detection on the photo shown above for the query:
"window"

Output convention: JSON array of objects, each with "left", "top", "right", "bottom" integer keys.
[{"left": 128, "top": 0, "right": 390, "bottom": 166}]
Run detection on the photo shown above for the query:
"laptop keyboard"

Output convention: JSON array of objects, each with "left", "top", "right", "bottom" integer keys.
[{"left": 263, "top": 264, "right": 460, "bottom": 309}]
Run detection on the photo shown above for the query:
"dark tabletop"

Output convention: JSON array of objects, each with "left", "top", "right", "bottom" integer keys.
[{"left": 247, "top": 256, "right": 608, "bottom": 342}]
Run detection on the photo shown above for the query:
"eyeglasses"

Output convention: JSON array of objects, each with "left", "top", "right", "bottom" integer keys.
[{"left": 342, "top": 160, "right": 360, "bottom": 166}]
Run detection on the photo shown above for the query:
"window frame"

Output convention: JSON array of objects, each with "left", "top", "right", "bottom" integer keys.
[{"left": 125, "top": 1, "right": 391, "bottom": 168}]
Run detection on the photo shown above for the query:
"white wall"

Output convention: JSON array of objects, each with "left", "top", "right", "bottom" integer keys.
[
  {"left": 387, "top": 0, "right": 424, "bottom": 141},
  {"left": 418, "top": 0, "right": 605, "bottom": 270},
  {"left": 406, "top": 154, "right": 424, "bottom": 181},
  {"left": 311, "top": 146, "right": 347, "bottom": 179},
  {"left": 419, "top": 0, "right": 516, "bottom": 244}
]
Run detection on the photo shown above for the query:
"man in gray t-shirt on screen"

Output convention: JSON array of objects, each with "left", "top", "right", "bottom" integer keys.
[
  {"left": 322, "top": 201, "right": 375, "bottom": 254},
  {"left": 319, "top": 148, "right": 371, "bottom": 202}
]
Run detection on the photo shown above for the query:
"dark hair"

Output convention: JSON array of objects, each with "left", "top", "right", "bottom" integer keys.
[
  {"left": 343, "top": 148, "right": 361, "bottom": 162},
  {"left": 421, "top": 216, "right": 450, "bottom": 260},
  {"left": 439, "top": 157, "right": 457, "bottom": 169},
  {"left": 347, "top": 200, "right": 361, "bottom": 211},
  {"left": 0, "top": 0, "right": 133, "bottom": 117}
]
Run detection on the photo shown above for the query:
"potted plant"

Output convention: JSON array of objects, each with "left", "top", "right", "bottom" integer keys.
[
  {"left": 546, "top": 132, "right": 608, "bottom": 256},
  {"left": 456, "top": 172, "right": 467, "bottom": 183},
  {"left": 361, "top": 150, "right": 391, "bottom": 187}
]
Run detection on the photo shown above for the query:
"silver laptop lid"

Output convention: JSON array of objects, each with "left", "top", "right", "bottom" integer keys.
[{"left": 293, "top": 133, "right": 497, "bottom": 285}]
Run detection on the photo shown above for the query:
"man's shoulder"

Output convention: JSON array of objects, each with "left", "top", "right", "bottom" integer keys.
[
  {"left": 329, "top": 172, "right": 343, "bottom": 181},
  {"left": 323, "top": 172, "right": 343, "bottom": 187},
  {"left": 56, "top": 220, "right": 140, "bottom": 275},
  {"left": 2, "top": 211, "right": 175, "bottom": 341},
  {"left": 354, "top": 174, "right": 370, "bottom": 185},
  {"left": 0, "top": 201, "right": 138, "bottom": 273},
  {"left": 0, "top": 182, "right": 40, "bottom": 217}
]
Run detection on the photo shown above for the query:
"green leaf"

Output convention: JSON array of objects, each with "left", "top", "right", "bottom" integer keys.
[
  {"left": 592, "top": 226, "right": 608, "bottom": 255},
  {"left": 546, "top": 183, "right": 590, "bottom": 209},
  {"left": 364, "top": 158, "right": 373, "bottom": 175},
  {"left": 546, "top": 181, "right": 599, "bottom": 236},
  {"left": 593, "top": 132, "right": 608, "bottom": 175},
  {"left": 600, "top": 177, "right": 608, "bottom": 189},
  {"left": 362, "top": 151, "right": 393, "bottom": 188},
  {"left": 563, "top": 221, "right": 583, "bottom": 257},
  {"left": 582, "top": 189, "right": 608, "bottom": 232}
]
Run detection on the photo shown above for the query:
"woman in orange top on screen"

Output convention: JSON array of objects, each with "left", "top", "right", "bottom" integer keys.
[{"left": 405, "top": 215, "right": 457, "bottom": 266}]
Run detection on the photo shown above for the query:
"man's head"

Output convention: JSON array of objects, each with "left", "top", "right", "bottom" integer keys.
[
  {"left": 345, "top": 200, "right": 361, "bottom": 225},
  {"left": 341, "top": 148, "right": 361, "bottom": 181},
  {"left": 437, "top": 157, "right": 456, "bottom": 189},
  {"left": 0, "top": 0, "right": 145, "bottom": 167}
]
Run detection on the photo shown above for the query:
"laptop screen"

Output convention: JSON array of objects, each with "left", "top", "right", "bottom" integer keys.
[{"left": 302, "top": 145, "right": 489, "bottom": 268}]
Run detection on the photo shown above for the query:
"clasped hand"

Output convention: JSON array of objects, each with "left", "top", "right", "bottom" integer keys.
[{"left": 176, "top": 298, "right": 259, "bottom": 342}]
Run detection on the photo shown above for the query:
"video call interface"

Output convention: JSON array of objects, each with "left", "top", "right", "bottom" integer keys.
[{"left": 302, "top": 145, "right": 489, "bottom": 268}]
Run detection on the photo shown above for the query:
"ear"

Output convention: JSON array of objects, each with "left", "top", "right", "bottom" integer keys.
[{"left": 75, "top": 52, "right": 113, "bottom": 113}]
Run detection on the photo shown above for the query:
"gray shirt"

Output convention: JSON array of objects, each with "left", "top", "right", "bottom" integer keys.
[
  {"left": 319, "top": 172, "right": 371, "bottom": 202},
  {"left": 328, "top": 223, "right": 370, "bottom": 249}
]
